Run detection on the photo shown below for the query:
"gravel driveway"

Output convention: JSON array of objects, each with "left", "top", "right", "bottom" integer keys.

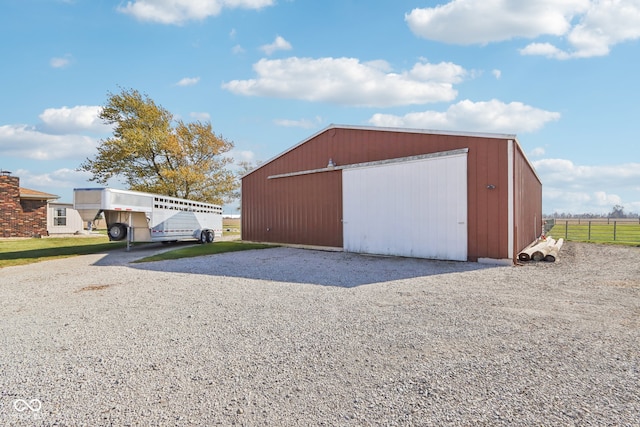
[{"left": 0, "top": 242, "right": 638, "bottom": 426}]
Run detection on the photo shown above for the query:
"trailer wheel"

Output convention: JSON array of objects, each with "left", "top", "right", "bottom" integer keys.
[
  {"left": 108, "top": 223, "right": 127, "bottom": 241},
  {"left": 199, "top": 230, "right": 208, "bottom": 244},
  {"left": 206, "top": 230, "right": 214, "bottom": 243}
]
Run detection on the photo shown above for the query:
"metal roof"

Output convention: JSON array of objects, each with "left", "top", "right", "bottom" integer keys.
[{"left": 242, "top": 124, "right": 521, "bottom": 179}]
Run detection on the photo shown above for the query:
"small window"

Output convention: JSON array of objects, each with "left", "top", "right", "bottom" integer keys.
[{"left": 54, "top": 207, "right": 67, "bottom": 226}]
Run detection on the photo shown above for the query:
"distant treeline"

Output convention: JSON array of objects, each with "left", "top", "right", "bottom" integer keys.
[
  {"left": 545, "top": 212, "right": 639, "bottom": 219},
  {"left": 545, "top": 205, "right": 638, "bottom": 219}
]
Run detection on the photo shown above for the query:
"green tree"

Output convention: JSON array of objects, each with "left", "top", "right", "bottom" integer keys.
[
  {"left": 609, "top": 204, "right": 625, "bottom": 218},
  {"left": 79, "top": 88, "right": 237, "bottom": 204},
  {"left": 232, "top": 160, "right": 261, "bottom": 211}
]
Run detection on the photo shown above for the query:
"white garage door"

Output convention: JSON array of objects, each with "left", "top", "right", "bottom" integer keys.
[{"left": 342, "top": 151, "right": 468, "bottom": 261}]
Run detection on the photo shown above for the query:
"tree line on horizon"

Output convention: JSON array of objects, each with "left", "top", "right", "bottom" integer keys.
[{"left": 545, "top": 205, "right": 638, "bottom": 219}]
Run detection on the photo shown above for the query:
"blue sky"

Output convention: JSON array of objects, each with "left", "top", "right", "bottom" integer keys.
[{"left": 1, "top": 0, "right": 639, "bottom": 215}]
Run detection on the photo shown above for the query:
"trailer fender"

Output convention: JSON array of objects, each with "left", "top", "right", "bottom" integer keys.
[{"left": 108, "top": 223, "right": 128, "bottom": 241}]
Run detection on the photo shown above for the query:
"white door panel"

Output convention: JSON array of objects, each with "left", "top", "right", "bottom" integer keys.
[{"left": 342, "top": 153, "right": 467, "bottom": 261}]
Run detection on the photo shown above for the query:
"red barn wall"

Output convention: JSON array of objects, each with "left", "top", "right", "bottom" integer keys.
[
  {"left": 243, "top": 170, "right": 343, "bottom": 248},
  {"left": 513, "top": 143, "right": 543, "bottom": 257},
  {"left": 242, "top": 126, "right": 540, "bottom": 262}
]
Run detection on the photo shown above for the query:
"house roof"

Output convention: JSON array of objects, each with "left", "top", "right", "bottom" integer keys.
[{"left": 19, "top": 187, "right": 59, "bottom": 200}]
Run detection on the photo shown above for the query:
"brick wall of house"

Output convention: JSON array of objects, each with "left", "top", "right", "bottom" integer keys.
[{"left": 0, "top": 175, "right": 49, "bottom": 237}]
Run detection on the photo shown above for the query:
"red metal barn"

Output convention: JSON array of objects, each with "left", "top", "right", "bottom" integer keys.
[{"left": 241, "top": 125, "right": 542, "bottom": 264}]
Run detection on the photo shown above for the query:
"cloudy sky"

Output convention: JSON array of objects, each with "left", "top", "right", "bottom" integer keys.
[{"left": 1, "top": 0, "right": 639, "bottom": 215}]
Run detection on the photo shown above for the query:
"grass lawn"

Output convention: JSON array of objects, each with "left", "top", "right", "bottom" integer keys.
[
  {"left": 0, "top": 236, "right": 125, "bottom": 268},
  {"left": 0, "top": 236, "right": 274, "bottom": 268},
  {"left": 0, "top": 218, "right": 258, "bottom": 268},
  {"left": 223, "top": 217, "right": 241, "bottom": 237}
]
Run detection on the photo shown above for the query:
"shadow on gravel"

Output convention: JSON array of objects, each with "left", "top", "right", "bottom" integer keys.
[
  {"left": 88, "top": 241, "right": 198, "bottom": 266},
  {"left": 120, "top": 246, "right": 495, "bottom": 287}
]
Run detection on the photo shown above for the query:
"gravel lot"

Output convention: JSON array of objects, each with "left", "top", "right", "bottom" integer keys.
[{"left": 1, "top": 241, "right": 639, "bottom": 426}]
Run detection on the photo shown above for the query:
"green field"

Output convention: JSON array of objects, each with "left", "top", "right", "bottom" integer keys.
[{"left": 547, "top": 222, "right": 640, "bottom": 245}]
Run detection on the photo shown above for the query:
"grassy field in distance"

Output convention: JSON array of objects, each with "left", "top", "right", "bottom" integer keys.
[{"left": 547, "top": 222, "right": 640, "bottom": 246}]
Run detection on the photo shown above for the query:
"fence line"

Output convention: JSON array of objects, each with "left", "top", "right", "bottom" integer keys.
[
  {"left": 546, "top": 218, "right": 640, "bottom": 225},
  {"left": 544, "top": 219, "right": 640, "bottom": 243}
]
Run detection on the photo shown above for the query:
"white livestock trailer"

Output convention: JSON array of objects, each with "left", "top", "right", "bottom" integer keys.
[{"left": 73, "top": 188, "right": 223, "bottom": 247}]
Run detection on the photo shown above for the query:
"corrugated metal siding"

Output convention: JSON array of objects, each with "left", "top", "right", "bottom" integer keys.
[
  {"left": 343, "top": 153, "right": 467, "bottom": 260},
  {"left": 513, "top": 143, "right": 543, "bottom": 256},
  {"left": 242, "top": 169, "right": 342, "bottom": 247},
  {"left": 242, "top": 127, "right": 525, "bottom": 261}
]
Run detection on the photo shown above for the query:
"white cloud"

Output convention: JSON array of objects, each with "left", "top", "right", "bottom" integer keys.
[
  {"left": 563, "top": 0, "right": 640, "bottom": 57},
  {"left": 50, "top": 54, "right": 72, "bottom": 68},
  {"left": 519, "top": 42, "right": 571, "bottom": 59},
  {"left": 593, "top": 190, "right": 623, "bottom": 206},
  {"left": 492, "top": 69, "right": 501, "bottom": 79},
  {"left": 260, "top": 36, "right": 293, "bottom": 55},
  {"left": 627, "top": 200, "right": 640, "bottom": 215},
  {"left": 273, "top": 116, "right": 323, "bottom": 129},
  {"left": 189, "top": 112, "right": 211, "bottom": 121},
  {"left": 10, "top": 167, "right": 102, "bottom": 202},
  {"left": 16, "top": 168, "right": 93, "bottom": 190},
  {"left": 38, "top": 106, "right": 110, "bottom": 134},
  {"left": 0, "top": 106, "right": 108, "bottom": 161},
  {"left": 543, "top": 188, "right": 632, "bottom": 215},
  {"left": 408, "top": 61, "right": 466, "bottom": 84},
  {"left": 238, "top": 150, "right": 255, "bottom": 162},
  {"left": 529, "top": 147, "right": 546, "bottom": 157},
  {"left": 369, "top": 99, "right": 560, "bottom": 133},
  {"left": 176, "top": 77, "right": 200, "bottom": 86},
  {"left": 406, "top": 0, "right": 588, "bottom": 44},
  {"left": 230, "top": 149, "right": 255, "bottom": 163},
  {"left": 222, "top": 57, "right": 466, "bottom": 107},
  {"left": 117, "top": 0, "right": 275, "bottom": 24},
  {"left": 232, "top": 44, "right": 245, "bottom": 55},
  {"left": 0, "top": 124, "right": 97, "bottom": 160},
  {"left": 533, "top": 158, "right": 640, "bottom": 187},
  {"left": 407, "top": 0, "right": 640, "bottom": 59},
  {"left": 534, "top": 158, "right": 640, "bottom": 213}
]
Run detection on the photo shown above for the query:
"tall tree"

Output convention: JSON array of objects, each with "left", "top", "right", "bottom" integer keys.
[
  {"left": 609, "top": 204, "right": 625, "bottom": 218},
  {"left": 79, "top": 88, "right": 237, "bottom": 204},
  {"left": 231, "top": 160, "right": 261, "bottom": 211}
]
